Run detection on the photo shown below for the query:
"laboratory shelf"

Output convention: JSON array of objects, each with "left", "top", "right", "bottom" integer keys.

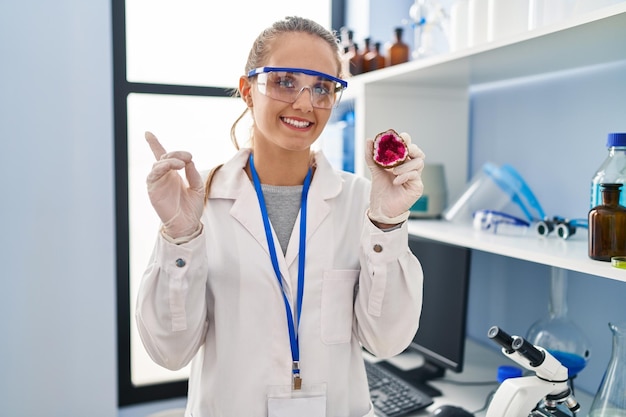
[
  {"left": 407, "top": 219, "right": 626, "bottom": 283},
  {"left": 353, "top": 2, "right": 626, "bottom": 89}
]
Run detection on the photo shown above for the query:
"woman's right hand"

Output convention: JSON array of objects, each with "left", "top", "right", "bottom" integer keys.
[{"left": 145, "top": 131, "right": 205, "bottom": 239}]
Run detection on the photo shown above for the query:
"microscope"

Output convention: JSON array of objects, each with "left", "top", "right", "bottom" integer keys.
[{"left": 485, "top": 326, "right": 580, "bottom": 417}]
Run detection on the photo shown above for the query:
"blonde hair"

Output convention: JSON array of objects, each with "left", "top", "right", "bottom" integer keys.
[{"left": 229, "top": 16, "right": 344, "bottom": 150}]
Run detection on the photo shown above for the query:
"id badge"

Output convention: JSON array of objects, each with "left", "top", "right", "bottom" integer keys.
[{"left": 267, "top": 383, "right": 327, "bottom": 417}]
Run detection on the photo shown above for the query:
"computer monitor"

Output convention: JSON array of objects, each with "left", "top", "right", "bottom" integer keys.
[{"left": 378, "top": 234, "right": 472, "bottom": 397}]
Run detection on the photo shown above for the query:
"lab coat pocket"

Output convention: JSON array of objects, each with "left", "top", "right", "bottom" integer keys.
[{"left": 321, "top": 270, "right": 358, "bottom": 345}]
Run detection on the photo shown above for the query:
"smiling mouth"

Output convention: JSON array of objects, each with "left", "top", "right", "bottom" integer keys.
[{"left": 281, "top": 116, "right": 312, "bottom": 129}]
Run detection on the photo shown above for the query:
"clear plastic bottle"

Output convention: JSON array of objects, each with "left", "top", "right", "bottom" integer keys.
[
  {"left": 588, "top": 183, "right": 626, "bottom": 261},
  {"left": 590, "top": 133, "right": 626, "bottom": 209},
  {"left": 409, "top": 0, "right": 449, "bottom": 58}
]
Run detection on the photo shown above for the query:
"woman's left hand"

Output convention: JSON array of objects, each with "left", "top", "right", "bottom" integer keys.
[{"left": 365, "top": 132, "right": 425, "bottom": 226}]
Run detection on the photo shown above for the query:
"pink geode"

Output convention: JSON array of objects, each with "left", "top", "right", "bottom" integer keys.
[{"left": 373, "top": 129, "right": 408, "bottom": 168}]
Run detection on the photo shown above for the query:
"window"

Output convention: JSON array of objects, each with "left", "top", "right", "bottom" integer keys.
[{"left": 113, "top": 0, "right": 344, "bottom": 406}]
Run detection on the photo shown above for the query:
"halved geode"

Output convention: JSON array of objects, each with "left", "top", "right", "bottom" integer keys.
[{"left": 373, "top": 129, "right": 408, "bottom": 168}]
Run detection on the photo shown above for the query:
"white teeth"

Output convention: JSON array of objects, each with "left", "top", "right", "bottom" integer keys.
[{"left": 282, "top": 117, "right": 311, "bottom": 128}]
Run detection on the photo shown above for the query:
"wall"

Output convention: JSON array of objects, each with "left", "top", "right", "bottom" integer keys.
[{"left": 0, "top": 1, "right": 117, "bottom": 416}]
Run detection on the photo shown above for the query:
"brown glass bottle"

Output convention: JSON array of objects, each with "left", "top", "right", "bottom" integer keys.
[
  {"left": 386, "top": 27, "right": 409, "bottom": 66},
  {"left": 348, "top": 43, "right": 364, "bottom": 75},
  {"left": 364, "top": 42, "right": 386, "bottom": 72},
  {"left": 360, "top": 37, "right": 372, "bottom": 73},
  {"left": 588, "top": 183, "right": 626, "bottom": 261}
]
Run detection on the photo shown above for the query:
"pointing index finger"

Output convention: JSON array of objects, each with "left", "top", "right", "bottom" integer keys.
[{"left": 145, "top": 131, "right": 167, "bottom": 161}]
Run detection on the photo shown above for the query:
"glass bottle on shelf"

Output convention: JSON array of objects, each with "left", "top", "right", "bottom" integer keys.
[
  {"left": 348, "top": 42, "right": 364, "bottom": 76},
  {"left": 386, "top": 27, "right": 409, "bottom": 66},
  {"left": 588, "top": 322, "right": 626, "bottom": 417},
  {"left": 360, "top": 37, "right": 372, "bottom": 73},
  {"left": 590, "top": 132, "right": 626, "bottom": 209},
  {"left": 409, "top": 0, "right": 450, "bottom": 58},
  {"left": 364, "top": 42, "right": 386, "bottom": 72},
  {"left": 588, "top": 183, "right": 626, "bottom": 261},
  {"left": 526, "top": 267, "right": 591, "bottom": 378},
  {"left": 340, "top": 27, "right": 354, "bottom": 50},
  {"left": 340, "top": 28, "right": 354, "bottom": 77}
]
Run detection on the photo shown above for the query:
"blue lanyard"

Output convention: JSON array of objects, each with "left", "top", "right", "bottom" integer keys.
[{"left": 249, "top": 153, "right": 312, "bottom": 390}]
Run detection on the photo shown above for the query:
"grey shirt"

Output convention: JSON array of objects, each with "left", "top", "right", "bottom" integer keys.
[{"left": 261, "top": 184, "right": 303, "bottom": 255}]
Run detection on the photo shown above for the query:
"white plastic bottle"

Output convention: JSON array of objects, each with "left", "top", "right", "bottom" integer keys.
[
  {"left": 487, "top": 0, "right": 530, "bottom": 42},
  {"left": 449, "top": 0, "right": 469, "bottom": 52},
  {"left": 590, "top": 132, "right": 626, "bottom": 209}
]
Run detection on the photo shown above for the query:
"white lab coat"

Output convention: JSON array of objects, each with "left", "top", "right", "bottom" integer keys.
[{"left": 136, "top": 148, "right": 424, "bottom": 417}]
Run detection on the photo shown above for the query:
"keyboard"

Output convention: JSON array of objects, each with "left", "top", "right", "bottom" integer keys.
[{"left": 365, "top": 360, "right": 434, "bottom": 417}]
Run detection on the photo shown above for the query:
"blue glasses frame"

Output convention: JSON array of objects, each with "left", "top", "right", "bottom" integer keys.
[{"left": 247, "top": 67, "right": 348, "bottom": 90}]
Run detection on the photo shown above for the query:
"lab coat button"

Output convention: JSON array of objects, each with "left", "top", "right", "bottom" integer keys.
[
  {"left": 175, "top": 258, "right": 186, "bottom": 268},
  {"left": 373, "top": 244, "right": 383, "bottom": 253}
]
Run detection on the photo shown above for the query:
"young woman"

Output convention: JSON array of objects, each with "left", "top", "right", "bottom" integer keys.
[{"left": 137, "top": 16, "right": 426, "bottom": 417}]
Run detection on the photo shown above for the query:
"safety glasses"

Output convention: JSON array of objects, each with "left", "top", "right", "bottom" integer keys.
[
  {"left": 248, "top": 67, "right": 348, "bottom": 109},
  {"left": 473, "top": 209, "right": 530, "bottom": 235}
]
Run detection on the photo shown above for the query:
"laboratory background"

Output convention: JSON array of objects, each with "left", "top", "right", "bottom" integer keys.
[{"left": 1, "top": 0, "right": 626, "bottom": 416}]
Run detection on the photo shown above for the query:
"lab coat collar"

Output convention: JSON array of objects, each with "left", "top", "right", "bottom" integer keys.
[
  {"left": 207, "top": 148, "right": 343, "bottom": 201},
  {"left": 208, "top": 147, "right": 344, "bottom": 275}
]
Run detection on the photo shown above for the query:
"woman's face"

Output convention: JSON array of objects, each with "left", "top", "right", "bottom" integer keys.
[{"left": 242, "top": 32, "right": 340, "bottom": 155}]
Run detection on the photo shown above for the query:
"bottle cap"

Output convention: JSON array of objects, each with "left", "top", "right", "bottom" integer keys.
[
  {"left": 600, "top": 183, "right": 623, "bottom": 191},
  {"left": 606, "top": 132, "right": 626, "bottom": 148},
  {"left": 611, "top": 257, "right": 626, "bottom": 269},
  {"left": 497, "top": 365, "right": 523, "bottom": 382}
]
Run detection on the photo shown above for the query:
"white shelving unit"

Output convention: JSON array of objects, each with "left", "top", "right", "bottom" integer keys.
[
  {"left": 347, "top": 3, "right": 626, "bottom": 283},
  {"left": 407, "top": 219, "right": 625, "bottom": 282},
  {"left": 353, "top": 3, "right": 626, "bottom": 89}
]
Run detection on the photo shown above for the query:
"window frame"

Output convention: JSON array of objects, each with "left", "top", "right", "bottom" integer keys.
[{"left": 112, "top": 0, "right": 345, "bottom": 406}]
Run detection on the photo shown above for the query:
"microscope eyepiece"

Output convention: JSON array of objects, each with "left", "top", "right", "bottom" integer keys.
[
  {"left": 512, "top": 336, "right": 545, "bottom": 367},
  {"left": 488, "top": 326, "right": 515, "bottom": 354}
]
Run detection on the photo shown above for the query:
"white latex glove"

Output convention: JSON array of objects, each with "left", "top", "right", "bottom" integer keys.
[
  {"left": 145, "top": 131, "right": 205, "bottom": 240},
  {"left": 365, "top": 132, "right": 425, "bottom": 225}
]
